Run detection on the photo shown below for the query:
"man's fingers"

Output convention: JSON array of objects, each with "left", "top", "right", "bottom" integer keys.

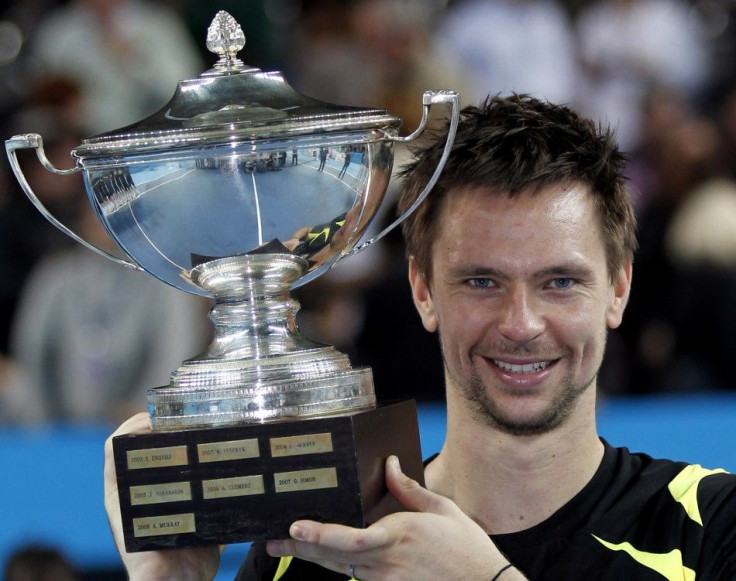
[
  {"left": 114, "top": 411, "right": 152, "bottom": 437},
  {"left": 105, "top": 412, "right": 151, "bottom": 455},
  {"left": 104, "top": 413, "right": 151, "bottom": 504},
  {"left": 291, "top": 520, "right": 389, "bottom": 551},
  {"left": 266, "top": 519, "right": 392, "bottom": 563}
]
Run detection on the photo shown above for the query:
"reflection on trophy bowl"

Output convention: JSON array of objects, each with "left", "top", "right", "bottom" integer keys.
[{"left": 81, "top": 138, "right": 394, "bottom": 297}]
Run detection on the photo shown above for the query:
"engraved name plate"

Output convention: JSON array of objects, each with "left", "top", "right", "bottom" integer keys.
[
  {"left": 270, "top": 433, "right": 333, "bottom": 458},
  {"left": 197, "top": 439, "right": 260, "bottom": 463},
  {"left": 130, "top": 482, "right": 193, "bottom": 505},
  {"left": 274, "top": 467, "right": 338, "bottom": 493},
  {"left": 126, "top": 445, "right": 188, "bottom": 470},
  {"left": 133, "top": 513, "right": 196, "bottom": 537},
  {"left": 202, "top": 475, "right": 265, "bottom": 499}
]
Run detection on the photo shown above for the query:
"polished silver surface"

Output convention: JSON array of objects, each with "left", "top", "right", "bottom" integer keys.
[
  {"left": 149, "top": 253, "right": 376, "bottom": 430},
  {"left": 68, "top": 6, "right": 402, "bottom": 294},
  {"left": 205, "top": 10, "right": 247, "bottom": 73},
  {"left": 81, "top": 134, "right": 393, "bottom": 294},
  {"left": 4, "top": 11, "right": 459, "bottom": 430},
  {"left": 73, "top": 9, "right": 400, "bottom": 157}
]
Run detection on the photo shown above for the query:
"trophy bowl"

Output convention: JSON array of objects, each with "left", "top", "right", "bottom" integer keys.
[{"left": 7, "top": 10, "right": 460, "bottom": 549}]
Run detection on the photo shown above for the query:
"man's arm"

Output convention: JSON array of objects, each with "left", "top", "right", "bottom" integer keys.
[
  {"left": 266, "top": 456, "right": 528, "bottom": 580},
  {"left": 103, "top": 413, "right": 221, "bottom": 581}
]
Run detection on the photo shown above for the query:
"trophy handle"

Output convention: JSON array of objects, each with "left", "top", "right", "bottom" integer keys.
[
  {"left": 5, "top": 134, "right": 143, "bottom": 272},
  {"left": 348, "top": 90, "right": 460, "bottom": 256}
]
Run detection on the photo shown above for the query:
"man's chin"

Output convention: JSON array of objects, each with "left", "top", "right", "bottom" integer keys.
[{"left": 464, "top": 385, "right": 573, "bottom": 436}]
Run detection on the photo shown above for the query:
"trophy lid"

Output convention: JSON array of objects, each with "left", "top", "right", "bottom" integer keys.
[{"left": 74, "top": 11, "right": 401, "bottom": 157}]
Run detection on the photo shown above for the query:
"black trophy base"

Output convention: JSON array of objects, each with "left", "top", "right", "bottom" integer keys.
[{"left": 113, "top": 400, "right": 423, "bottom": 552}]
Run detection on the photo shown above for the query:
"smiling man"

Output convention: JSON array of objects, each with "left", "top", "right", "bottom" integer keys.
[
  {"left": 410, "top": 182, "right": 628, "bottom": 439},
  {"left": 105, "top": 95, "right": 736, "bottom": 580}
]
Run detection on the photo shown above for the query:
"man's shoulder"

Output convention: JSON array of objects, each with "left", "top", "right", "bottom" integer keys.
[
  {"left": 603, "top": 443, "right": 736, "bottom": 513},
  {"left": 494, "top": 444, "right": 736, "bottom": 579}
]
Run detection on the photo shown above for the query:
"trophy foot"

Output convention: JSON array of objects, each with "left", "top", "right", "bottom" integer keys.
[
  {"left": 149, "top": 365, "right": 376, "bottom": 430},
  {"left": 148, "top": 253, "right": 377, "bottom": 430}
]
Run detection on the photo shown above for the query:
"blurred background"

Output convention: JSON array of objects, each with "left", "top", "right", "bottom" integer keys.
[{"left": 2, "top": 0, "right": 736, "bottom": 578}]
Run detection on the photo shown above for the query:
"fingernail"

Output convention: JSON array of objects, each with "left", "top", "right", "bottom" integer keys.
[
  {"left": 290, "top": 523, "right": 305, "bottom": 540},
  {"left": 390, "top": 455, "right": 401, "bottom": 472},
  {"left": 266, "top": 540, "right": 283, "bottom": 556}
]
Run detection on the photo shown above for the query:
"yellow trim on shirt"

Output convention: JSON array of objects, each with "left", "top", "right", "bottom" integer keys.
[
  {"left": 668, "top": 465, "right": 727, "bottom": 526},
  {"left": 273, "top": 556, "right": 293, "bottom": 581},
  {"left": 272, "top": 556, "right": 357, "bottom": 580},
  {"left": 593, "top": 536, "right": 695, "bottom": 581}
]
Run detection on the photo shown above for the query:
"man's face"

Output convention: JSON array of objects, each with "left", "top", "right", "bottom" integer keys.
[{"left": 409, "top": 183, "right": 631, "bottom": 435}]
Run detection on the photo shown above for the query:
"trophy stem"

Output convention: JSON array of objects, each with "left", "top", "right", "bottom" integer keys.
[
  {"left": 203, "top": 282, "right": 323, "bottom": 360},
  {"left": 148, "top": 253, "right": 376, "bottom": 430}
]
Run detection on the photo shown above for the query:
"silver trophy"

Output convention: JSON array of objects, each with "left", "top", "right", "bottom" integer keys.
[{"left": 6, "top": 11, "right": 458, "bottom": 549}]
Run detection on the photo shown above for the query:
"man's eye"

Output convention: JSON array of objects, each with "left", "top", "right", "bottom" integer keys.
[
  {"left": 548, "top": 278, "right": 575, "bottom": 290},
  {"left": 468, "top": 278, "right": 493, "bottom": 288}
]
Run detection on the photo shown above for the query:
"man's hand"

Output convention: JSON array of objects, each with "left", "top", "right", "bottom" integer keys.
[
  {"left": 103, "top": 413, "right": 221, "bottom": 581},
  {"left": 266, "top": 456, "right": 525, "bottom": 580}
]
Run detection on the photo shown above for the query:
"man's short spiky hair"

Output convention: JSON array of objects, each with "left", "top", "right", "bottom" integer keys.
[{"left": 398, "top": 94, "right": 637, "bottom": 282}]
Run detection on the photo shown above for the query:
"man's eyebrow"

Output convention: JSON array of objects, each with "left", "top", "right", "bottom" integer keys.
[
  {"left": 535, "top": 263, "right": 596, "bottom": 279},
  {"left": 445, "top": 265, "right": 506, "bottom": 279},
  {"left": 444, "top": 263, "right": 597, "bottom": 280}
]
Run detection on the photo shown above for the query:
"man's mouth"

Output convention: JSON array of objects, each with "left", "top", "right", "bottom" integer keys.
[{"left": 492, "top": 360, "right": 552, "bottom": 374}]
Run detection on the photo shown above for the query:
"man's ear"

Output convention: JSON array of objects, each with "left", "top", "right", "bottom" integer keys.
[
  {"left": 408, "top": 259, "right": 438, "bottom": 333},
  {"left": 606, "top": 261, "right": 632, "bottom": 329}
]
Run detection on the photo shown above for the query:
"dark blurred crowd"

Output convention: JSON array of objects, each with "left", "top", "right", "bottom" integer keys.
[{"left": 2, "top": 0, "right": 736, "bottom": 426}]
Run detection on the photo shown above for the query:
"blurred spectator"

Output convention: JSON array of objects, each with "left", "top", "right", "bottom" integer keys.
[
  {"left": 715, "top": 83, "right": 736, "bottom": 179},
  {"left": 290, "top": 0, "right": 467, "bottom": 133},
  {"left": 282, "top": 0, "right": 356, "bottom": 105},
  {"left": 8, "top": 201, "right": 211, "bottom": 424},
  {"left": 696, "top": 0, "right": 736, "bottom": 110},
  {"left": 3, "top": 544, "right": 78, "bottom": 581},
  {"left": 351, "top": 205, "right": 445, "bottom": 403},
  {"left": 0, "top": 1, "right": 60, "bottom": 126},
  {"left": 28, "top": 0, "right": 204, "bottom": 136},
  {"left": 0, "top": 355, "right": 45, "bottom": 424},
  {"left": 666, "top": 178, "right": 736, "bottom": 270},
  {"left": 0, "top": 122, "right": 81, "bottom": 354},
  {"left": 653, "top": 177, "right": 736, "bottom": 392},
  {"left": 614, "top": 113, "right": 736, "bottom": 394},
  {"left": 0, "top": 161, "right": 51, "bottom": 354},
  {"left": 623, "top": 87, "right": 694, "bottom": 214},
  {"left": 434, "top": 0, "right": 580, "bottom": 105},
  {"left": 575, "top": 0, "right": 710, "bottom": 151},
  {"left": 9, "top": 75, "right": 84, "bottom": 138}
]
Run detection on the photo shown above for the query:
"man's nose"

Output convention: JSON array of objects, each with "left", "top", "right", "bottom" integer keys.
[{"left": 497, "top": 287, "right": 545, "bottom": 343}]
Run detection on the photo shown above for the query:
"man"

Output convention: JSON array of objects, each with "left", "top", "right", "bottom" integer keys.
[
  {"left": 104, "top": 95, "right": 736, "bottom": 580},
  {"left": 338, "top": 148, "right": 352, "bottom": 179}
]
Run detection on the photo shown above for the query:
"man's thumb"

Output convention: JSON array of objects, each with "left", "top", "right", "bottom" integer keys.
[{"left": 385, "top": 455, "right": 441, "bottom": 514}]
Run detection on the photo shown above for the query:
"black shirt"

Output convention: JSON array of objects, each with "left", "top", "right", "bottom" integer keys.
[{"left": 237, "top": 441, "right": 736, "bottom": 580}]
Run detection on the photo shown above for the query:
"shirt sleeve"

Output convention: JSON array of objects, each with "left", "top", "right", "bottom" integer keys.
[{"left": 698, "top": 472, "right": 736, "bottom": 579}]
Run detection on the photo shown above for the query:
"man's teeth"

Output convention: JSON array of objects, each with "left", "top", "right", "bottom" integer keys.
[{"left": 494, "top": 360, "right": 551, "bottom": 374}]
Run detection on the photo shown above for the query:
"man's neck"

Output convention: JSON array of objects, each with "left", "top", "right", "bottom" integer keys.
[{"left": 425, "top": 388, "right": 604, "bottom": 534}]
